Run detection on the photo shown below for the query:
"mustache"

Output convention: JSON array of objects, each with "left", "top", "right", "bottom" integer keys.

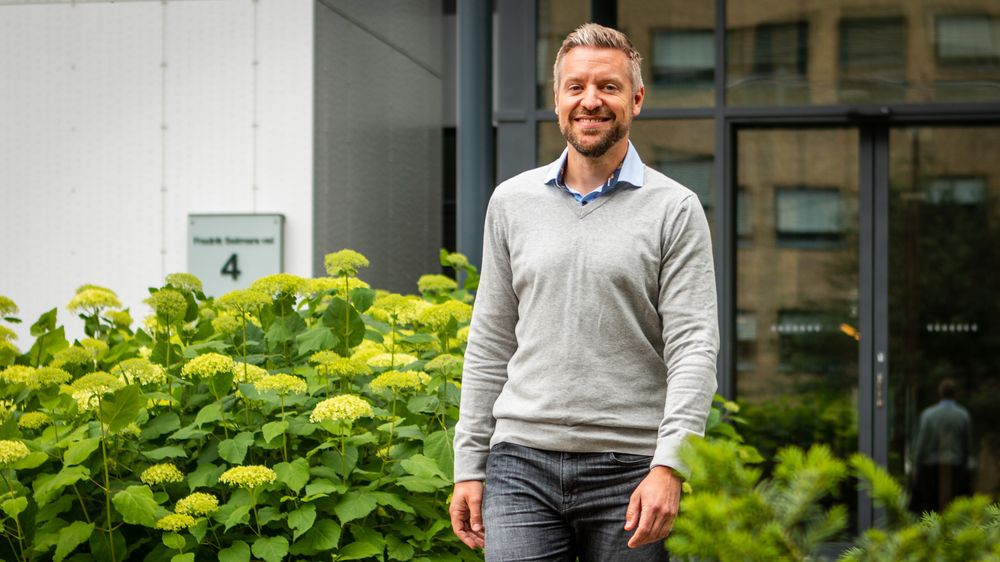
[{"left": 571, "top": 109, "right": 614, "bottom": 119}]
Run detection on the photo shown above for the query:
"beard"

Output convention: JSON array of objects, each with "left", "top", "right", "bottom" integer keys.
[{"left": 560, "top": 109, "right": 630, "bottom": 158}]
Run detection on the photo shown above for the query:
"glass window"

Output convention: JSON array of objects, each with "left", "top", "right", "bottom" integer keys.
[
  {"left": 654, "top": 149, "right": 713, "bottom": 213},
  {"left": 838, "top": 16, "right": 907, "bottom": 103},
  {"left": 651, "top": 29, "right": 715, "bottom": 88},
  {"left": 727, "top": 20, "right": 810, "bottom": 106},
  {"left": 926, "top": 177, "right": 987, "bottom": 205},
  {"left": 736, "top": 310, "right": 757, "bottom": 372},
  {"left": 936, "top": 15, "right": 999, "bottom": 65},
  {"left": 775, "top": 187, "right": 843, "bottom": 247},
  {"left": 737, "top": 188, "right": 752, "bottom": 242}
]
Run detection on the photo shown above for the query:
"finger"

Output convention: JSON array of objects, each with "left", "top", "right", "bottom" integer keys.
[
  {"left": 469, "top": 493, "right": 484, "bottom": 533},
  {"left": 627, "top": 505, "right": 656, "bottom": 548},
  {"left": 624, "top": 492, "right": 640, "bottom": 531},
  {"left": 450, "top": 502, "right": 480, "bottom": 549}
]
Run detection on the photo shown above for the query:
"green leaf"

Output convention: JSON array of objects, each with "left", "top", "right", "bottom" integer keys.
[
  {"left": 334, "top": 491, "right": 378, "bottom": 524},
  {"left": 321, "top": 297, "right": 366, "bottom": 354},
  {"left": 33, "top": 465, "right": 90, "bottom": 507},
  {"left": 53, "top": 521, "right": 93, "bottom": 562},
  {"left": 63, "top": 437, "right": 101, "bottom": 466},
  {"left": 221, "top": 503, "right": 252, "bottom": 531},
  {"left": 387, "top": 535, "right": 415, "bottom": 561},
  {"left": 30, "top": 307, "right": 58, "bottom": 337},
  {"left": 162, "top": 532, "right": 186, "bottom": 550},
  {"left": 262, "top": 420, "right": 289, "bottom": 443},
  {"left": 400, "top": 454, "right": 448, "bottom": 480},
  {"left": 12, "top": 451, "right": 48, "bottom": 470},
  {"left": 288, "top": 504, "right": 317, "bottom": 541},
  {"left": 396, "top": 475, "right": 451, "bottom": 493},
  {"left": 289, "top": 519, "right": 341, "bottom": 555},
  {"left": 98, "top": 385, "right": 143, "bottom": 433},
  {"left": 171, "top": 554, "right": 195, "bottom": 562},
  {"left": 295, "top": 326, "right": 338, "bottom": 357},
  {"left": 349, "top": 288, "right": 376, "bottom": 312},
  {"left": 252, "top": 536, "right": 289, "bottom": 562},
  {"left": 337, "top": 540, "right": 382, "bottom": 560},
  {"left": 142, "top": 412, "right": 181, "bottom": 440},
  {"left": 208, "top": 371, "right": 235, "bottom": 400},
  {"left": 1, "top": 496, "right": 28, "bottom": 518},
  {"left": 143, "top": 446, "right": 188, "bottom": 460},
  {"left": 399, "top": 333, "right": 437, "bottom": 345},
  {"left": 423, "top": 429, "right": 455, "bottom": 481},
  {"left": 218, "top": 540, "right": 251, "bottom": 562},
  {"left": 218, "top": 432, "right": 255, "bottom": 464},
  {"left": 372, "top": 491, "right": 415, "bottom": 514},
  {"left": 274, "top": 458, "right": 310, "bottom": 493},
  {"left": 193, "top": 402, "right": 223, "bottom": 427},
  {"left": 168, "top": 423, "right": 210, "bottom": 440},
  {"left": 112, "top": 485, "right": 163, "bottom": 527},
  {"left": 25, "top": 326, "right": 67, "bottom": 366},
  {"left": 188, "top": 462, "right": 225, "bottom": 490}
]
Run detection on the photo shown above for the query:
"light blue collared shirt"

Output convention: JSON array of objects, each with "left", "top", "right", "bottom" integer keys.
[{"left": 543, "top": 141, "right": 646, "bottom": 205}]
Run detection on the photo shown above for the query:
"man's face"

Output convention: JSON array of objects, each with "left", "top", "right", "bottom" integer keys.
[{"left": 555, "top": 46, "right": 644, "bottom": 159}]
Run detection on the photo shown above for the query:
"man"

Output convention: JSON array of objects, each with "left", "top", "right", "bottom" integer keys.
[
  {"left": 450, "top": 23, "right": 719, "bottom": 561},
  {"left": 912, "top": 378, "right": 975, "bottom": 512}
]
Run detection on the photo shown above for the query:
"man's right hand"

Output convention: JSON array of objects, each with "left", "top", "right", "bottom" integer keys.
[{"left": 449, "top": 480, "right": 485, "bottom": 549}]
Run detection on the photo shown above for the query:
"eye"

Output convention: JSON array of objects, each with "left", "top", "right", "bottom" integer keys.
[
  {"left": 602, "top": 83, "right": 620, "bottom": 92},
  {"left": 566, "top": 84, "right": 583, "bottom": 93}
]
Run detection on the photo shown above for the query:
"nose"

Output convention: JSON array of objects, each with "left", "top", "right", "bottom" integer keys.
[{"left": 580, "top": 85, "right": 602, "bottom": 111}]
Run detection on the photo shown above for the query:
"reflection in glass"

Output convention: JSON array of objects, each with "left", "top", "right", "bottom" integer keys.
[
  {"left": 736, "top": 128, "right": 859, "bottom": 535},
  {"left": 888, "top": 126, "right": 1000, "bottom": 513},
  {"left": 537, "top": 119, "right": 716, "bottom": 233}
]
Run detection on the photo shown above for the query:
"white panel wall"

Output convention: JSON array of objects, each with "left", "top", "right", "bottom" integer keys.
[{"left": 0, "top": 0, "right": 313, "bottom": 344}]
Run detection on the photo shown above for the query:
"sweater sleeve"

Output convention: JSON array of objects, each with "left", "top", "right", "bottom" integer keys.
[
  {"left": 453, "top": 194, "right": 519, "bottom": 482},
  {"left": 652, "top": 194, "right": 720, "bottom": 478}
]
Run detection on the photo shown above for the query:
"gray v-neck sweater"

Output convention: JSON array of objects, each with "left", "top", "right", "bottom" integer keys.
[{"left": 454, "top": 164, "right": 719, "bottom": 482}]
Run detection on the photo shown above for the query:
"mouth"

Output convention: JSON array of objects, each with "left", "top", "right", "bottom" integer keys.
[{"left": 573, "top": 114, "right": 613, "bottom": 129}]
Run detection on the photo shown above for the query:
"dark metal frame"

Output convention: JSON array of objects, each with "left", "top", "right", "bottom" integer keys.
[{"left": 494, "top": 0, "right": 1000, "bottom": 532}]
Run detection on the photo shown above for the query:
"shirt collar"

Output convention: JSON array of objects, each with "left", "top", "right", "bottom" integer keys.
[{"left": 543, "top": 140, "right": 645, "bottom": 189}]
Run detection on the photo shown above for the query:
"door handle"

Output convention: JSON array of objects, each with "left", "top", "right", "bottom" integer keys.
[{"left": 876, "top": 372, "right": 884, "bottom": 408}]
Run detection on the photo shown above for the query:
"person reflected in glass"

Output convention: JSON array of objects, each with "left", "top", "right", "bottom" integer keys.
[{"left": 911, "top": 378, "right": 975, "bottom": 513}]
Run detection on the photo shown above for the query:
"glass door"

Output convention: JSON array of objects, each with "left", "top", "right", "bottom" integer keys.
[{"left": 887, "top": 126, "right": 1000, "bottom": 513}]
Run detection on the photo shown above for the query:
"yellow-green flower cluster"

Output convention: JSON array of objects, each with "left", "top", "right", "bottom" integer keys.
[
  {"left": 298, "top": 277, "right": 371, "bottom": 299},
  {"left": 165, "top": 272, "right": 203, "bottom": 293},
  {"left": 233, "top": 362, "right": 268, "bottom": 385},
  {"left": 0, "top": 365, "right": 34, "bottom": 386},
  {"left": 52, "top": 346, "right": 92, "bottom": 367},
  {"left": 425, "top": 354, "right": 463, "bottom": 373},
  {"left": 104, "top": 310, "right": 133, "bottom": 328},
  {"left": 180, "top": 353, "right": 234, "bottom": 379},
  {"left": 417, "top": 274, "right": 458, "bottom": 294},
  {"left": 17, "top": 411, "right": 52, "bottom": 430},
  {"left": 368, "top": 293, "right": 425, "bottom": 324},
  {"left": 175, "top": 492, "right": 218, "bottom": 516},
  {"left": 113, "top": 358, "right": 166, "bottom": 385},
  {"left": 66, "top": 372, "right": 124, "bottom": 411},
  {"left": 0, "top": 325, "right": 15, "bottom": 342},
  {"left": 117, "top": 423, "right": 141, "bottom": 438},
  {"left": 310, "top": 394, "right": 374, "bottom": 423},
  {"left": 145, "top": 289, "right": 187, "bottom": 324},
  {"left": 251, "top": 273, "right": 305, "bottom": 297},
  {"left": 369, "top": 370, "right": 428, "bottom": 393},
  {"left": 443, "top": 251, "right": 470, "bottom": 269},
  {"left": 351, "top": 340, "right": 386, "bottom": 363},
  {"left": 217, "top": 288, "right": 271, "bottom": 314},
  {"left": 367, "top": 353, "right": 419, "bottom": 369},
  {"left": 68, "top": 286, "right": 121, "bottom": 312},
  {"left": 0, "top": 340, "right": 18, "bottom": 357},
  {"left": 324, "top": 249, "right": 369, "bottom": 277},
  {"left": 80, "top": 338, "right": 109, "bottom": 360},
  {"left": 418, "top": 300, "right": 473, "bottom": 331},
  {"left": 253, "top": 374, "right": 307, "bottom": 395},
  {"left": 33, "top": 367, "right": 72, "bottom": 388},
  {"left": 140, "top": 463, "right": 184, "bottom": 485},
  {"left": 0, "top": 295, "right": 18, "bottom": 317},
  {"left": 155, "top": 513, "right": 197, "bottom": 531},
  {"left": 311, "top": 351, "right": 372, "bottom": 378},
  {"left": 0, "top": 440, "right": 30, "bottom": 465},
  {"left": 211, "top": 312, "right": 261, "bottom": 335},
  {"left": 0, "top": 400, "right": 15, "bottom": 419},
  {"left": 218, "top": 465, "right": 276, "bottom": 489}
]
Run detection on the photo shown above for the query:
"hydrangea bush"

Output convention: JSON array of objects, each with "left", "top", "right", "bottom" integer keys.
[{"left": 0, "top": 249, "right": 480, "bottom": 562}]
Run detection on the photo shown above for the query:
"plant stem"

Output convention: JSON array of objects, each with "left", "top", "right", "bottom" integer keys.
[
  {"left": 164, "top": 326, "right": 173, "bottom": 407},
  {"left": 0, "top": 473, "right": 25, "bottom": 562},
  {"left": 33, "top": 333, "right": 45, "bottom": 367},
  {"left": 96, "top": 398, "right": 118, "bottom": 562},
  {"left": 71, "top": 483, "right": 92, "bottom": 523},
  {"left": 280, "top": 395, "right": 288, "bottom": 463},
  {"left": 340, "top": 429, "right": 348, "bottom": 483}
]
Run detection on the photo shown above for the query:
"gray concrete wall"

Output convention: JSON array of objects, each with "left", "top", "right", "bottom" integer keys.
[{"left": 314, "top": 0, "right": 443, "bottom": 293}]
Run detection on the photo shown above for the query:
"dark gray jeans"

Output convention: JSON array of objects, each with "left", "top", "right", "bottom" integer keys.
[{"left": 483, "top": 441, "right": 670, "bottom": 562}]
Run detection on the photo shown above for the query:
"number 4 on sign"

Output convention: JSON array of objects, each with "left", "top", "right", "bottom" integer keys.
[{"left": 221, "top": 253, "right": 242, "bottom": 281}]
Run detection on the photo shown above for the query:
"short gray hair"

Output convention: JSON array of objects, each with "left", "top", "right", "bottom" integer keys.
[{"left": 553, "top": 23, "right": 643, "bottom": 93}]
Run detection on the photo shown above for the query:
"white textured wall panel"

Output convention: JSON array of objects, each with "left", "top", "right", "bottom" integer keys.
[{"left": 0, "top": 0, "right": 313, "bottom": 344}]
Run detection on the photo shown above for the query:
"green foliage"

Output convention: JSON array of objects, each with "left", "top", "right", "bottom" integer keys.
[{"left": 0, "top": 250, "right": 479, "bottom": 561}]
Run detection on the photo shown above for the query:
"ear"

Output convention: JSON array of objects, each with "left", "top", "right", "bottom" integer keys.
[{"left": 632, "top": 85, "right": 645, "bottom": 117}]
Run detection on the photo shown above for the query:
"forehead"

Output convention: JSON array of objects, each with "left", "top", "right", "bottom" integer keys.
[{"left": 559, "top": 46, "right": 631, "bottom": 82}]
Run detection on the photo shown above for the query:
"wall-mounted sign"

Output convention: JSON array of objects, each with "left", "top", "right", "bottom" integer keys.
[{"left": 188, "top": 214, "right": 284, "bottom": 297}]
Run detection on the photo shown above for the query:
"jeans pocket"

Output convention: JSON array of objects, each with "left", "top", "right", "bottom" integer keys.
[{"left": 608, "top": 451, "right": 653, "bottom": 466}]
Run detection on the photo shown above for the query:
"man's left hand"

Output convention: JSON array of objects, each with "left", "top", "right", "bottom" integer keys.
[{"left": 623, "top": 466, "right": 682, "bottom": 548}]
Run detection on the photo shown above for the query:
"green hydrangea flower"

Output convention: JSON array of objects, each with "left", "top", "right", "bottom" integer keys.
[
  {"left": 140, "top": 463, "right": 184, "bottom": 485},
  {"left": 66, "top": 372, "right": 125, "bottom": 411},
  {"left": 251, "top": 273, "right": 306, "bottom": 297},
  {"left": 443, "top": 251, "right": 470, "bottom": 269},
  {"left": 219, "top": 465, "right": 276, "bottom": 489},
  {"left": 79, "top": 338, "right": 109, "bottom": 360},
  {"left": 0, "top": 295, "right": 18, "bottom": 317},
  {"left": 369, "top": 370, "right": 428, "bottom": 394},
  {"left": 324, "top": 249, "right": 370, "bottom": 277},
  {"left": 175, "top": 492, "right": 218, "bottom": 516},
  {"left": 417, "top": 274, "right": 458, "bottom": 294},
  {"left": 233, "top": 362, "right": 268, "bottom": 385},
  {"left": 17, "top": 412, "right": 52, "bottom": 431},
  {"left": 425, "top": 354, "right": 464, "bottom": 373},
  {"left": 418, "top": 300, "right": 473, "bottom": 331},
  {"left": 366, "top": 353, "right": 419, "bottom": 369},
  {"left": 0, "top": 325, "right": 15, "bottom": 342},
  {"left": 369, "top": 293, "right": 424, "bottom": 324},
  {"left": 0, "top": 365, "right": 34, "bottom": 386},
  {"left": 33, "top": 366, "right": 72, "bottom": 388},
  {"left": 155, "top": 513, "right": 197, "bottom": 531},
  {"left": 310, "top": 351, "right": 372, "bottom": 378},
  {"left": 180, "top": 353, "right": 235, "bottom": 379},
  {"left": 217, "top": 289, "right": 271, "bottom": 314},
  {"left": 298, "top": 276, "right": 371, "bottom": 299},
  {"left": 145, "top": 289, "right": 187, "bottom": 324},
  {"left": 0, "top": 440, "right": 30, "bottom": 465},
  {"left": 165, "top": 272, "right": 203, "bottom": 293},
  {"left": 51, "top": 346, "right": 92, "bottom": 367},
  {"left": 68, "top": 287, "right": 121, "bottom": 312},
  {"left": 310, "top": 394, "right": 373, "bottom": 423},
  {"left": 104, "top": 310, "right": 133, "bottom": 328},
  {"left": 112, "top": 358, "right": 166, "bottom": 385},
  {"left": 253, "top": 374, "right": 307, "bottom": 395}
]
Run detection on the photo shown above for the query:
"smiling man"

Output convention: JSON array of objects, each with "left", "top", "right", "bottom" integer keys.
[{"left": 450, "top": 23, "right": 719, "bottom": 561}]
